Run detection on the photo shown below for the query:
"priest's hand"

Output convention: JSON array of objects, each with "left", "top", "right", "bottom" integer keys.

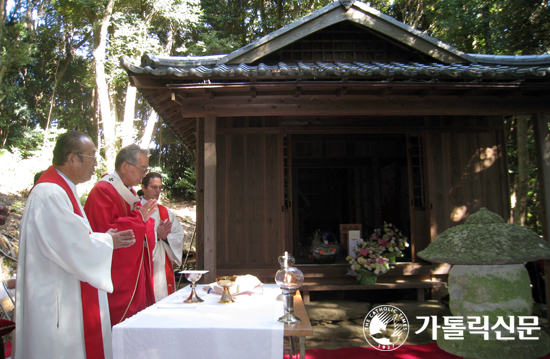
[
  {"left": 157, "top": 219, "right": 172, "bottom": 240},
  {"left": 139, "top": 199, "right": 158, "bottom": 222},
  {"left": 108, "top": 228, "right": 136, "bottom": 249}
]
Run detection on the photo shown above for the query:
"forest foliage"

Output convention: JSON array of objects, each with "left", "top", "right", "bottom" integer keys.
[{"left": 0, "top": 0, "right": 549, "bottom": 226}]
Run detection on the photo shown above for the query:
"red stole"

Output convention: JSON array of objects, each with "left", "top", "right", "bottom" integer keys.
[
  {"left": 85, "top": 181, "right": 155, "bottom": 325},
  {"left": 34, "top": 166, "right": 105, "bottom": 359},
  {"left": 158, "top": 205, "right": 176, "bottom": 296},
  {"left": 131, "top": 190, "right": 157, "bottom": 308}
]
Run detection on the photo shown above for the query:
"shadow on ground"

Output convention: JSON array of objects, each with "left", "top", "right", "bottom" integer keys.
[{"left": 303, "top": 290, "right": 549, "bottom": 351}]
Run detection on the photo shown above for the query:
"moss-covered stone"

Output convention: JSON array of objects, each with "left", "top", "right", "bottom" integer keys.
[
  {"left": 448, "top": 264, "right": 532, "bottom": 323},
  {"left": 417, "top": 208, "right": 550, "bottom": 265},
  {"left": 438, "top": 329, "right": 550, "bottom": 359}
]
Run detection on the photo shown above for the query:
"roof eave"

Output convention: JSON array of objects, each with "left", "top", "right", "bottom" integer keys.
[{"left": 468, "top": 54, "right": 550, "bottom": 67}]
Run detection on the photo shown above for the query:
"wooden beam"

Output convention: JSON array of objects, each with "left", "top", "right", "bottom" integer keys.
[
  {"left": 129, "top": 75, "right": 167, "bottom": 89},
  {"left": 149, "top": 90, "right": 172, "bottom": 103},
  {"left": 162, "top": 81, "right": 550, "bottom": 102},
  {"left": 377, "top": 86, "right": 392, "bottom": 97},
  {"left": 335, "top": 86, "right": 348, "bottom": 97},
  {"left": 174, "top": 119, "right": 195, "bottom": 132},
  {"left": 294, "top": 85, "right": 301, "bottom": 97},
  {"left": 166, "top": 81, "right": 544, "bottom": 92},
  {"left": 170, "top": 91, "right": 189, "bottom": 105},
  {"left": 164, "top": 95, "right": 550, "bottom": 118},
  {"left": 203, "top": 114, "right": 217, "bottom": 283},
  {"left": 182, "top": 126, "right": 198, "bottom": 139},
  {"left": 171, "top": 92, "right": 182, "bottom": 105},
  {"left": 417, "top": 86, "right": 435, "bottom": 97},
  {"left": 195, "top": 118, "right": 204, "bottom": 272},
  {"left": 533, "top": 112, "right": 550, "bottom": 326},
  {"left": 205, "top": 89, "right": 215, "bottom": 99}
]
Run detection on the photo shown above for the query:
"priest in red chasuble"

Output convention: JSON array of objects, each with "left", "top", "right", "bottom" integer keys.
[
  {"left": 140, "top": 172, "right": 185, "bottom": 301},
  {"left": 85, "top": 144, "right": 158, "bottom": 326},
  {"left": 15, "top": 131, "right": 136, "bottom": 359}
]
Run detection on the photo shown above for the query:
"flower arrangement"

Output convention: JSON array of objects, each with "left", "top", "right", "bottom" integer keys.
[{"left": 346, "top": 222, "right": 409, "bottom": 277}]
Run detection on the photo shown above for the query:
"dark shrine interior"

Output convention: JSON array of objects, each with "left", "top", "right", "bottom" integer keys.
[{"left": 291, "top": 134, "right": 412, "bottom": 264}]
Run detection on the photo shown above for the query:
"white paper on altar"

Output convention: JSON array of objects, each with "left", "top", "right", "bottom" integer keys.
[
  {"left": 203, "top": 274, "right": 263, "bottom": 296},
  {"left": 112, "top": 284, "right": 285, "bottom": 359},
  {"left": 348, "top": 230, "right": 361, "bottom": 257}
]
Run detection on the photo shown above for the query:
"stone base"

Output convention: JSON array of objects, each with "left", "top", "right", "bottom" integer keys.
[
  {"left": 437, "top": 329, "right": 550, "bottom": 359},
  {"left": 449, "top": 264, "right": 532, "bottom": 322}
]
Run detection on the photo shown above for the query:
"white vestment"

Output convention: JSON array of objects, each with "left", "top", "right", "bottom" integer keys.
[
  {"left": 15, "top": 173, "right": 114, "bottom": 359},
  {"left": 141, "top": 199, "right": 184, "bottom": 301}
]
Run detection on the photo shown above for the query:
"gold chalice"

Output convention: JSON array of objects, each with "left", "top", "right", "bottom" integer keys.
[{"left": 216, "top": 276, "right": 237, "bottom": 303}]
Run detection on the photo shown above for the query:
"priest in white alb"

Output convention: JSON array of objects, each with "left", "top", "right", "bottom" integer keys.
[
  {"left": 15, "top": 131, "right": 136, "bottom": 359},
  {"left": 140, "top": 172, "right": 184, "bottom": 301}
]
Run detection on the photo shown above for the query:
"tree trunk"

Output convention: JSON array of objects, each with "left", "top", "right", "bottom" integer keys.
[
  {"left": 44, "top": 54, "right": 73, "bottom": 141},
  {"left": 45, "top": 30, "right": 90, "bottom": 140},
  {"left": 121, "top": 83, "right": 137, "bottom": 147},
  {"left": 0, "top": 0, "right": 5, "bottom": 46},
  {"left": 513, "top": 115, "right": 530, "bottom": 225},
  {"left": 276, "top": 0, "right": 284, "bottom": 29},
  {"left": 91, "top": 0, "right": 116, "bottom": 172},
  {"left": 140, "top": 111, "right": 158, "bottom": 148}
]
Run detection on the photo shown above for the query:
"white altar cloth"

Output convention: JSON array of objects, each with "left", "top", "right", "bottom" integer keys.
[{"left": 112, "top": 284, "right": 285, "bottom": 359}]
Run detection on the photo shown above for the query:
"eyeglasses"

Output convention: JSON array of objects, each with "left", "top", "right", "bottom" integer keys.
[
  {"left": 78, "top": 153, "right": 97, "bottom": 160},
  {"left": 148, "top": 185, "right": 163, "bottom": 191},
  {"left": 128, "top": 163, "right": 149, "bottom": 175}
]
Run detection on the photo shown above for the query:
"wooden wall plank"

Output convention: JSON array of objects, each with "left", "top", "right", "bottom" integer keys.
[
  {"left": 216, "top": 134, "right": 228, "bottom": 264},
  {"left": 478, "top": 130, "right": 509, "bottom": 218},
  {"left": 245, "top": 134, "right": 263, "bottom": 265},
  {"left": 427, "top": 128, "right": 508, "bottom": 242},
  {"left": 224, "top": 134, "right": 245, "bottom": 265},
  {"left": 203, "top": 115, "right": 217, "bottom": 282},
  {"left": 217, "top": 132, "right": 284, "bottom": 272},
  {"left": 265, "top": 134, "right": 286, "bottom": 260},
  {"left": 407, "top": 133, "right": 430, "bottom": 261},
  {"left": 427, "top": 131, "right": 451, "bottom": 238}
]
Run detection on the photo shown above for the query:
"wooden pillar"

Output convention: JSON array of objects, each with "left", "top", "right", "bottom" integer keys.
[
  {"left": 195, "top": 118, "right": 204, "bottom": 271},
  {"left": 532, "top": 112, "right": 550, "bottom": 323},
  {"left": 203, "top": 114, "right": 217, "bottom": 283}
]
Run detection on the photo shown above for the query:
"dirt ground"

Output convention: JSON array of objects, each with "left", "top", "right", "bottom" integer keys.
[{"left": 0, "top": 192, "right": 23, "bottom": 241}]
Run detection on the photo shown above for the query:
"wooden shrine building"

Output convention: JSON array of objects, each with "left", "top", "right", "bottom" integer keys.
[{"left": 122, "top": 0, "right": 550, "bottom": 290}]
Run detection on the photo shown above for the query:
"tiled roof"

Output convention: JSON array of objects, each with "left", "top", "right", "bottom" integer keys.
[
  {"left": 468, "top": 54, "right": 550, "bottom": 66},
  {"left": 122, "top": 57, "right": 550, "bottom": 81}
]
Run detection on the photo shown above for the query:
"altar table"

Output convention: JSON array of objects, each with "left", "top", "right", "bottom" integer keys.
[{"left": 112, "top": 284, "right": 302, "bottom": 359}]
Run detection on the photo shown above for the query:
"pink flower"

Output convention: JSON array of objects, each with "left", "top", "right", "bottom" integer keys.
[
  {"left": 374, "top": 255, "right": 389, "bottom": 274},
  {"left": 359, "top": 248, "right": 370, "bottom": 256},
  {"left": 379, "top": 238, "right": 390, "bottom": 248}
]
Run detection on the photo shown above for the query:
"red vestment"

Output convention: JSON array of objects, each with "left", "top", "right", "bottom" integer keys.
[
  {"left": 157, "top": 205, "right": 176, "bottom": 296},
  {"left": 85, "top": 180, "right": 156, "bottom": 325}
]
